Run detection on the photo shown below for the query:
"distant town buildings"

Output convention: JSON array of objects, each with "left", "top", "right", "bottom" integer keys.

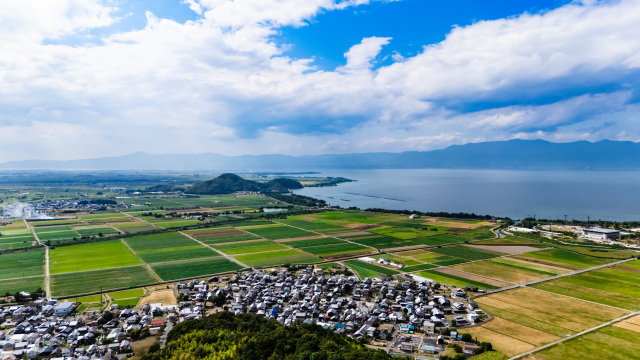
[{"left": 582, "top": 227, "right": 621, "bottom": 241}]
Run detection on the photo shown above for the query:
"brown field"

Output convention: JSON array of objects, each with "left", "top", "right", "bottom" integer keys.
[
  {"left": 482, "top": 317, "right": 561, "bottom": 346},
  {"left": 503, "top": 257, "right": 571, "bottom": 273},
  {"left": 344, "top": 223, "right": 380, "bottom": 230},
  {"left": 465, "top": 244, "right": 541, "bottom": 255},
  {"left": 475, "top": 288, "right": 629, "bottom": 336},
  {"left": 139, "top": 288, "right": 177, "bottom": 306},
  {"left": 446, "top": 228, "right": 470, "bottom": 234},
  {"left": 424, "top": 218, "right": 487, "bottom": 229},
  {"left": 461, "top": 326, "right": 535, "bottom": 357},
  {"left": 613, "top": 315, "right": 640, "bottom": 333},
  {"left": 276, "top": 235, "right": 328, "bottom": 242},
  {"left": 435, "top": 268, "right": 513, "bottom": 287}
]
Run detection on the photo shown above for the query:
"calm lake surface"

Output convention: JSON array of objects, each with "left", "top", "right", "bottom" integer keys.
[{"left": 292, "top": 169, "right": 640, "bottom": 221}]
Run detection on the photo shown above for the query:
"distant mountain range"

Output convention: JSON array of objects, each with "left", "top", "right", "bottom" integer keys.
[{"left": 1, "top": 139, "right": 639, "bottom": 171}]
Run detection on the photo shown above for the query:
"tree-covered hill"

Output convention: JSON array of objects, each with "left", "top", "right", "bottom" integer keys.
[
  {"left": 186, "top": 173, "right": 303, "bottom": 195},
  {"left": 143, "top": 312, "right": 399, "bottom": 360}
]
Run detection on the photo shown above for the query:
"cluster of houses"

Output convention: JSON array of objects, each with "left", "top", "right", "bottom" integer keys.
[
  {"left": 0, "top": 298, "right": 170, "bottom": 360},
  {"left": 176, "top": 267, "right": 487, "bottom": 356}
]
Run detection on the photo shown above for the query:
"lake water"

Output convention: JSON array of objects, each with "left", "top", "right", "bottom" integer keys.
[{"left": 292, "top": 169, "right": 640, "bottom": 221}]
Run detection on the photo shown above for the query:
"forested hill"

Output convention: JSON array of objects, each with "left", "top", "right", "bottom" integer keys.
[
  {"left": 143, "top": 312, "right": 397, "bottom": 360},
  {"left": 186, "top": 173, "right": 303, "bottom": 195}
]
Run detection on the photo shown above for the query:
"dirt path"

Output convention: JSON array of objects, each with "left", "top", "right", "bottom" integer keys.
[
  {"left": 25, "top": 219, "right": 50, "bottom": 296},
  {"left": 120, "top": 238, "right": 163, "bottom": 282}
]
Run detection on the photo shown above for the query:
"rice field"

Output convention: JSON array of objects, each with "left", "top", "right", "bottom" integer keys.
[
  {"left": 152, "top": 258, "right": 244, "bottom": 281},
  {"left": 50, "top": 240, "right": 141, "bottom": 274},
  {"left": 213, "top": 240, "right": 289, "bottom": 255},
  {"left": 300, "top": 243, "right": 372, "bottom": 257},
  {"left": 0, "top": 276, "right": 44, "bottom": 295},
  {"left": 242, "top": 225, "right": 316, "bottom": 240},
  {"left": 451, "top": 257, "right": 568, "bottom": 283},
  {"left": 344, "top": 260, "right": 400, "bottom": 279},
  {"left": 183, "top": 227, "right": 261, "bottom": 244},
  {"left": 234, "top": 249, "right": 321, "bottom": 267},
  {"left": 0, "top": 248, "right": 45, "bottom": 280},
  {"left": 109, "top": 288, "right": 145, "bottom": 300},
  {"left": 531, "top": 262, "right": 640, "bottom": 310},
  {"left": 124, "top": 232, "right": 217, "bottom": 263},
  {"left": 416, "top": 269, "right": 500, "bottom": 290},
  {"left": 516, "top": 248, "right": 616, "bottom": 270},
  {"left": 50, "top": 266, "right": 158, "bottom": 297},
  {"left": 429, "top": 244, "right": 502, "bottom": 261}
]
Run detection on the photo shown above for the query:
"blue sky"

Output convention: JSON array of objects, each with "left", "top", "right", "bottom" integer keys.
[{"left": 0, "top": 0, "right": 638, "bottom": 161}]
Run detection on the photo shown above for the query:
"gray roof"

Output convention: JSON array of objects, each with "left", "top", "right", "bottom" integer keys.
[{"left": 584, "top": 228, "right": 620, "bottom": 234}]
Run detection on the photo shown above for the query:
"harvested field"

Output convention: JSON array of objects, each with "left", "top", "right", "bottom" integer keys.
[
  {"left": 522, "top": 325, "right": 640, "bottom": 360},
  {"left": 614, "top": 315, "right": 640, "bottom": 333},
  {"left": 464, "top": 244, "right": 541, "bottom": 255},
  {"left": 482, "top": 317, "right": 561, "bottom": 346},
  {"left": 474, "top": 288, "right": 629, "bottom": 337},
  {"left": 451, "top": 258, "right": 566, "bottom": 283},
  {"left": 435, "top": 267, "right": 512, "bottom": 287},
  {"left": 531, "top": 263, "right": 640, "bottom": 310},
  {"left": 139, "top": 288, "right": 177, "bottom": 306},
  {"left": 461, "top": 326, "right": 535, "bottom": 357}
]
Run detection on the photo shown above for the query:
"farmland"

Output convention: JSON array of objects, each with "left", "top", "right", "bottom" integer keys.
[
  {"left": 344, "top": 260, "right": 399, "bottom": 279},
  {"left": 516, "top": 248, "right": 615, "bottom": 270},
  {"left": 234, "top": 249, "right": 321, "bottom": 268},
  {"left": 472, "top": 287, "right": 628, "bottom": 355},
  {"left": 0, "top": 276, "right": 44, "bottom": 295},
  {"left": 451, "top": 257, "right": 568, "bottom": 283},
  {"left": 50, "top": 240, "right": 141, "bottom": 274},
  {"left": 50, "top": 266, "right": 158, "bottom": 297},
  {"left": 416, "top": 269, "right": 500, "bottom": 290},
  {"left": 429, "top": 244, "right": 502, "bottom": 261},
  {"left": 531, "top": 262, "right": 640, "bottom": 310},
  {"left": 213, "top": 240, "right": 288, "bottom": 255},
  {"left": 0, "top": 248, "right": 45, "bottom": 279},
  {"left": 152, "top": 258, "right": 243, "bottom": 281},
  {"left": 242, "top": 224, "right": 316, "bottom": 240},
  {"left": 182, "top": 227, "right": 261, "bottom": 244},
  {"left": 301, "top": 243, "right": 372, "bottom": 257},
  {"left": 522, "top": 325, "right": 640, "bottom": 360},
  {"left": 124, "top": 232, "right": 217, "bottom": 263}
]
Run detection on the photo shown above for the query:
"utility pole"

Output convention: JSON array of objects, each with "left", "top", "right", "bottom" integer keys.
[
  {"left": 564, "top": 215, "right": 568, "bottom": 223},
  {"left": 587, "top": 217, "right": 590, "bottom": 228}
]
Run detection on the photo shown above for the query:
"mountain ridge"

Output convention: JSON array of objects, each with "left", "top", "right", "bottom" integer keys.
[{"left": 1, "top": 139, "right": 639, "bottom": 170}]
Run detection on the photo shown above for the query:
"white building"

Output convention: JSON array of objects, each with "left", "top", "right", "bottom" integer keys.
[{"left": 583, "top": 227, "right": 621, "bottom": 241}]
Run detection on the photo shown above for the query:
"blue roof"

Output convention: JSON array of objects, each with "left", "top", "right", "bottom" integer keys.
[{"left": 334, "top": 323, "right": 345, "bottom": 328}]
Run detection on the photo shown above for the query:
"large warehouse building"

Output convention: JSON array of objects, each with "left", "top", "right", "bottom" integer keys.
[{"left": 582, "top": 227, "right": 621, "bottom": 241}]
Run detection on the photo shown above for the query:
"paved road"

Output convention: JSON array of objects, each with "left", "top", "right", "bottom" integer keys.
[{"left": 159, "top": 321, "right": 174, "bottom": 348}]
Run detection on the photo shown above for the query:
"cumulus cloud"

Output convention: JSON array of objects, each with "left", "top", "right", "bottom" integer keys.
[{"left": 0, "top": 0, "right": 638, "bottom": 161}]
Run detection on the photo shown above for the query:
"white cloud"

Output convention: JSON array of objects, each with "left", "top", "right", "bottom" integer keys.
[{"left": 0, "top": 0, "right": 639, "bottom": 161}]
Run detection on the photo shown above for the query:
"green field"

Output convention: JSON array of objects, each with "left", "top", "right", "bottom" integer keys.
[
  {"left": 37, "top": 230, "right": 79, "bottom": 241},
  {"left": 416, "top": 270, "right": 499, "bottom": 290},
  {"left": 517, "top": 248, "right": 615, "bottom": 270},
  {"left": 243, "top": 225, "right": 316, "bottom": 240},
  {"left": 112, "top": 298, "right": 141, "bottom": 307},
  {"left": 400, "top": 263, "right": 437, "bottom": 272},
  {"left": 315, "top": 263, "right": 342, "bottom": 270},
  {"left": 452, "top": 257, "right": 567, "bottom": 283},
  {"left": 152, "top": 258, "right": 244, "bottom": 281},
  {"left": 413, "top": 234, "right": 468, "bottom": 246},
  {"left": 183, "top": 228, "right": 261, "bottom": 244},
  {"left": 527, "top": 325, "right": 640, "bottom": 360},
  {"left": 110, "top": 288, "right": 145, "bottom": 300},
  {"left": 50, "top": 240, "right": 141, "bottom": 274},
  {"left": 429, "top": 245, "right": 503, "bottom": 261},
  {"left": 285, "top": 237, "right": 346, "bottom": 248},
  {"left": 0, "top": 249, "right": 45, "bottom": 280},
  {"left": 73, "top": 225, "right": 120, "bottom": 236},
  {"left": 213, "top": 240, "right": 289, "bottom": 255},
  {"left": 277, "top": 219, "right": 348, "bottom": 234},
  {"left": 154, "top": 220, "right": 203, "bottom": 228},
  {"left": 301, "top": 243, "right": 372, "bottom": 257},
  {"left": 125, "top": 232, "right": 217, "bottom": 263},
  {"left": 344, "top": 260, "right": 399, "bottom": 279},
  {"left": 235, "top": 249, "right": 321, "bottom": 267},
  {"left": 371, "top": 223, "right": 450, "bottom": 239},
  {"left": 0, "top": 276, "right": 44, "bottom": 295},
  {"left": 0, "top": 235, "right": 36, "bottom": 244},
  {"left": 349, "top": 235, "right": 419, "bottom": 249},
  {"left": 50, "top": 266, "right": 158, "bottom": 297},
  {"left": 75, "top": 294, "right": 103, "bottom": 302},
  {"left": 532, "top": 263, "right": 640, "bottom": 310},
  {"left": 34, "top": 225, "right": 73, "bottom": 233}
]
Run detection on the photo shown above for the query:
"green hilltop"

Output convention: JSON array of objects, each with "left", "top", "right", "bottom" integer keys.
[{"left": 186, "top": 173, "right": 303, "bottom": 195}]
